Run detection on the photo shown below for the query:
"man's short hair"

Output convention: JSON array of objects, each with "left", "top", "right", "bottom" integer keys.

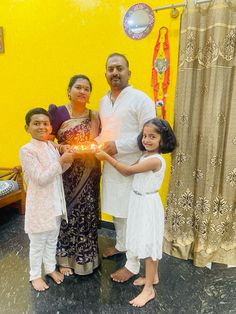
[{"left": 106, "top": 53, "right": 129, "bottom": 68}]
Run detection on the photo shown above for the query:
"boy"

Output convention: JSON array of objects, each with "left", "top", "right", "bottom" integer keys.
[{"left": 19, "top": 107, "right": 74, "bottom": 291}]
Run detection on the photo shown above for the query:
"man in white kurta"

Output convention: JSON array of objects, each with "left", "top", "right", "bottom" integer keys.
[{"left": 97, "top": 53, "right": 156, "bottom": 282}]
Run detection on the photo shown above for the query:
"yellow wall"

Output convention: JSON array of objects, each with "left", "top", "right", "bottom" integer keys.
[{"left": 0, "top": 0, "right": 182, "bottom": 221}]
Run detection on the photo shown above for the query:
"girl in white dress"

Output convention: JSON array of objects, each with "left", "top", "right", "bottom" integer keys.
[{"left": 96, "top": 118, "right": 176, "bottom": 307}]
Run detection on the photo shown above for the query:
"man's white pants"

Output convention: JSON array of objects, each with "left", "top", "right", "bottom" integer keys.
[
  {"left": 113, "top": 216, "right": 140, "bottom": 275},
  {"left": 28, "top": 217, "right": 61, "bottom": 281}
]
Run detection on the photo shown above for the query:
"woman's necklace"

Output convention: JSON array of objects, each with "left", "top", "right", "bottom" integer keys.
[{"left": 67, "top": 104, "right": 88, "bottom": 118}]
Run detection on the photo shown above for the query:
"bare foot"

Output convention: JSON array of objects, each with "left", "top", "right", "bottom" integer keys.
[
  {"left": 59, "top": 267, "right": 73, "bottom": 276},
  {"left": 129, "top": 287, "right": 155, "bottom": 307},
  {"left": 102, "top": 247, "right": 125, "bottom": 258},
  {"left": 31, "top": 278, "right": 49, "bottom": 291},
  {"left": 133, "top": 275, "right": 159, "bottom": 286},
  {"left": 48, "top": 271, "right": 64, "bottom": 284},
  {"left": 111, "top": 267, "right": 134, "bottom": 282}
]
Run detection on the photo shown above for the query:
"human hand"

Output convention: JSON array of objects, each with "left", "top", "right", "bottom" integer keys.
[
  {"left": 59, "top": 144, "right": 74, "bottom": 154},
  {"left": 103, "top": 141, "right": 117, "bottom": 156},
  {"left": 59, "top": 152, "right": 75, "bottom": 164},
  {"left": 95, "top": 149, "right": 108, "bottom": 161}
]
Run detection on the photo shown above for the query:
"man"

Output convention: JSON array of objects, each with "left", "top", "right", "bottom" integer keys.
[{"left": 97, "top": 53, "right": 156, "bottom": 282}]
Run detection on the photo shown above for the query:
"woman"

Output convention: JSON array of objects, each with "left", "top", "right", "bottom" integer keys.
[{"left": 48, "top": 74, "right": 101, "bottom": 276}]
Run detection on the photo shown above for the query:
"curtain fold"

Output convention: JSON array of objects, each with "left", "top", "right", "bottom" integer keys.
[{"left": 164, "top": 0, "right": 236, "bottom": 267}]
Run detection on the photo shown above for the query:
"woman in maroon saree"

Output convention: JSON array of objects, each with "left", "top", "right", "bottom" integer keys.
[{"left": 48, "top": 75, "right": 101, "bottom": 276}]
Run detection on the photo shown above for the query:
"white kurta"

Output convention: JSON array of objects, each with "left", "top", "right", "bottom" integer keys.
[{"left": 97, "top": 86, "right": 156, "bottom": 218}]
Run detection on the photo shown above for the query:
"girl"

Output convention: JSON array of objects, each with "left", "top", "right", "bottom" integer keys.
[{"left": 95, "top": 118, "right": 177, "bottom": 307}]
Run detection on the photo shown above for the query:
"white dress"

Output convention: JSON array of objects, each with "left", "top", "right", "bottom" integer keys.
[{"left": 126, "top": 153, "right": 166, "bottom": 261}]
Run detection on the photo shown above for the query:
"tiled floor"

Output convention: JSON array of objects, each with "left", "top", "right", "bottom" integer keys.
[{"left": 0, "top": 207, "right": 235, "bottom": 314}]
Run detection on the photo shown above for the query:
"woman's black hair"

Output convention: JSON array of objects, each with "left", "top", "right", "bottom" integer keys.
[
  {"left": 137, "top": 118, "right": 177, "bottom": 154},
  {"left": 25, "top": 107, "right": 51, "bottom": 126},
  {"left": 67, "top": 74, "right": 92, "bottom": 93}
]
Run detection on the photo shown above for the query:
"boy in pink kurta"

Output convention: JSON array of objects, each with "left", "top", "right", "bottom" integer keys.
[{"left": 19, "top": 108, "right": 74, "bottom": 292}]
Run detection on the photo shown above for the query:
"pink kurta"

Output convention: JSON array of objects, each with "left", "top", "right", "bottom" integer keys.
[{"left": 19, "top": 139, "right": 69, "bottom": 234}]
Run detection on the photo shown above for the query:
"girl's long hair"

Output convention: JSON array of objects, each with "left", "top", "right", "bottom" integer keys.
[{"left": 137, "top": 118, "right": 177, "bottom": 154}]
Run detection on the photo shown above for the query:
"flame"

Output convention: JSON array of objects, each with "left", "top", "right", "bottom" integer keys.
[{"left": 73, "top": 143, "right": 101, "bottom": 152}]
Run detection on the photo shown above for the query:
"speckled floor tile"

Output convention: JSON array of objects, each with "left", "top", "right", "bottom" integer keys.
[{"left": 0, "top": 207, "right": 235, "bottom": 314}]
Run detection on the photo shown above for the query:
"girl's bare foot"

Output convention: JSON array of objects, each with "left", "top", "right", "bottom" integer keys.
[
  {"left": 48, "top": 271, "right": 64, "bottom": 284},
  {"left": 133, "top": 275, "right": 159, "bottom": 286},
  {"left": 31, "top": 278, "right": 49, "bottom": 291},
  {"left": 59, "top": 267, "right": 73, "bottom": 276},
  {"left": 129, "top": 287, "right": 155, "bottom": 307}
]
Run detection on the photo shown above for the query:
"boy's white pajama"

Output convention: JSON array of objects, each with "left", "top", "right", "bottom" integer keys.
[{"left": 28, "top": 216, "right": 61, "bottom": 281}]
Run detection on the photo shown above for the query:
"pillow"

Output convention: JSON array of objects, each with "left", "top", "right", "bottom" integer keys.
[{"left": 0, "top": 180, "right": 19, "bottom": 197}]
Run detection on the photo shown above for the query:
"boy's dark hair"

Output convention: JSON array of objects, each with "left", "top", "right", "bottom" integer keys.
[
  {"left": 137, "top": 118, "right": 177, "bottom": 154},
  {"left": 25, "top": 108, "right": 51, "bottom": 126},
  {"left": 67, "top": 74, "right": 92, "bottom": 93},
  {"left": 106, "top": 53, "right": 129, "bottom": 68}
]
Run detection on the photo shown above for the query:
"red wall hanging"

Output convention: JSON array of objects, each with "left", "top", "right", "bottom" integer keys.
[{"left": 151, "top": 27, "right": 170, "bottom": 119}]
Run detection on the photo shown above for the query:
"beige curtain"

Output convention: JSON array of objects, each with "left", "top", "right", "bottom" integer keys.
[{"left": 164, "top": 0, "right": 236, "bottom": 267}]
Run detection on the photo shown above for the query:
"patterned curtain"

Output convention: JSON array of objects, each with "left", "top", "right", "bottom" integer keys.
[{"left": 164, "top": 0, "right": 236, "bottom": 267}]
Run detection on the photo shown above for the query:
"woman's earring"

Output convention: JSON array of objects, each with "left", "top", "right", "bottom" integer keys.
[{"left": 68, "top": 93, "right": 71, "bottom": 100}]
